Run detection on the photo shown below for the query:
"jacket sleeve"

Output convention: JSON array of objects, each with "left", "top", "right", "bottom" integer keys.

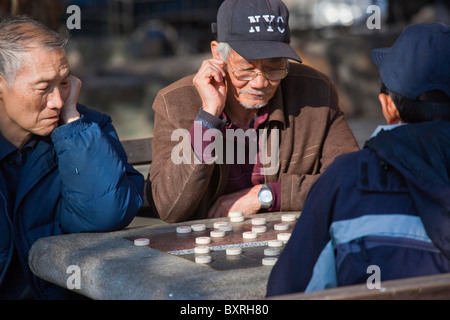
[
  {"left": 148, "top": 90, "right": 217, "bottom": 223},
  {"left": 51, "top": 105, "right": 144, "bottom": 233}
]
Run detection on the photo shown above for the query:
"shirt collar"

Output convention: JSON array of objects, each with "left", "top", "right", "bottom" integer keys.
[
  {"left": 0, "top": 134, "right": 17, "bottom": 161},
  {"left": 267, "top": 85, "right": 286, "bottom": 128},
  {"left": 0, "top": 134, "right": 39, "bottom": 161},
  {"left": 222, "top": 101, "right": 271, "bottom": 130}
]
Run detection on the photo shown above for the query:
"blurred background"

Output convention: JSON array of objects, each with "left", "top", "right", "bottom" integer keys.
[{"left": 1, "top": 0, "right": 449, "bottom": 147}]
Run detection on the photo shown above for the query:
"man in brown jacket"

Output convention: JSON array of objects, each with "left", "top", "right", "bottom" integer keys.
[{"left": 148, "top": 0, "right": 359, "bottom": 223}]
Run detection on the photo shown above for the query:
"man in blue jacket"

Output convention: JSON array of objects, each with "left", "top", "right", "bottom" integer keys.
[
  {"left": 0, "top": 16, "right": 144, "bottom": 299},
  {"left": 266, "top": 22, "right": 450, "bottom": 296}
]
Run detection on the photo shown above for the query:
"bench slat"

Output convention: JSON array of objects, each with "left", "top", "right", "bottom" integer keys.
[
  {"left": 122, "top": 137, "right": 152, "bottom": 166},
  {"left": 269, "top": 273, "right": 450, "bottom": 300}
]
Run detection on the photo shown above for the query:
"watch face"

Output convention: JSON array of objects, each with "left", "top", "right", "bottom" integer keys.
[{"left": 260, "top": 189, "right": 273, "bottom": 203}]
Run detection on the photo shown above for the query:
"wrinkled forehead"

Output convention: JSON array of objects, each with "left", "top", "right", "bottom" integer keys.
[{"left": 15, "top": 47, "right": 69, "bottom": 82}]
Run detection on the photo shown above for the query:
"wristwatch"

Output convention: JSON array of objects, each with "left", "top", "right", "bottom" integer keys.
[{"left": 258, "top": 184, "right": 273, "bottom": 209}]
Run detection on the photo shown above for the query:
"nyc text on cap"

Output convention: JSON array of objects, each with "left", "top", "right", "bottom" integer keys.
[
  {"left": 371, "top": 23, "right": 450, "bottom": 100},
  {"left": 215, "top": 0, "right": 302, "bottom": 63}
]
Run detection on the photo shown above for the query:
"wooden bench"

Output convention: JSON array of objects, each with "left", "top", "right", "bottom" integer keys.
[
  {"left": 269, "top": 273, "right": 450, "bottom": 300},
  {"left": 122, "top": 137, "right": 153, "bottom": 167},
  {"left": 121, "top": 137, "right": 153, "bottom": 214}
]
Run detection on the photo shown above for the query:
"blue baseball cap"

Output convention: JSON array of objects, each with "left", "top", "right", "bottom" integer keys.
[
  {"left": 215, "top": 0, "right": 302, "bottom": 63},
  {"left": 372, "top": 23, "right": 450, "bottom": 100}
]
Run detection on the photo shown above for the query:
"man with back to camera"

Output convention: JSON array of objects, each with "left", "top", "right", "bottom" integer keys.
[
  {"left": 147, "top": 0, "right": 359, "bottom": 223},
  {"left": 266, "top": 22, "right": 450, "bottom": 296},
  {"left": 0, "top": 15, "right": 144, "bottom": 299}
]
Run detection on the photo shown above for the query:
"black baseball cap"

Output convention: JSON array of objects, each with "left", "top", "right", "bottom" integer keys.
[
  {"left": 372, "top": 23, "right": 450, "bottom": 100},
  {"left": 214, "top": 0, "right": 302, "bottom": 63}
]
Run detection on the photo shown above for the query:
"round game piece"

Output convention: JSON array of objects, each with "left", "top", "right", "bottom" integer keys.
[
  {"left": 264, "top": 248, "right": 281, "bottom": 256},
  {"left": 277, "top": 233, "right": 291, "bottom": 242},
  {"left": 214, "top": 221, "right": 229, "bottom": 229},
  {"left": 176, "top": 226, "right": 192, "bottom": 234},
  {"left": 262, "top": 257, "right": 278, "bottom": 266},
  {"left": 196, "top": 236, "right": 211, "bottom": 244},
  {"left": 226, "top": 247, "right": 242, "bottom": 255},
  {"left": 252, "top": 225, "right": 267, "bottom": 233},
  {"left": 210, "top": 230, "right": 225, "bottom": 238},
  {"left": 242, "top": 231, "right": 257, "bottom": 239},
  {"left": 191, "top": 223, "right": 206, "bottom": 232},
  {"left": 274, "top": 222, "right": 289, "bottom": 231},
  {"left": 228, "top": 210, "right": 243, "bottom": 218},
  {"left": 252, "top": 217, "right": 266, "bottom": 225},
  {"left": 218, "top": 223, "right": 233, "bottom": 232},
  {"left": 134, "top": 238, "right": 150, "bottom": 246},
  {"left": 281, "top": 214, "right": 297, "bottom": 222},
  {"left": 267, "top": 239, "right": 283, "bottom": 247},
  {"left": 230, "top": 216, "right": 245, "bottom": 222},
  {"left": 195, "top": 255, "right": 212, "bottom": 264},
  {"left": 194, "top": 246, "right": 210, "bottom": 254}
]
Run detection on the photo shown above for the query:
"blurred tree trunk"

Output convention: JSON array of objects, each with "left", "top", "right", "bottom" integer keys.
[{"left": 11, "top": 0, "right": 62, "bottom": 31}]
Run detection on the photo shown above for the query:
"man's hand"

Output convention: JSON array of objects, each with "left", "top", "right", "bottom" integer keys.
[
  {"left": 192, "top": 58, "right": 227, "bottom": 117},
  {"left": 60, "top": 75, "right": 81, "bottom": 125},
  {"left": 207, "top": 185, "right": 263, "bottom": 218}
]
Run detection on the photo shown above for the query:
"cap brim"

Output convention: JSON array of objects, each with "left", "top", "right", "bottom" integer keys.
[
  {"left": 371, "top": 48, "right": 389, "bottom": 67},
  {"left": 229, "top": 40, "right": 302, "bottom": 63}
]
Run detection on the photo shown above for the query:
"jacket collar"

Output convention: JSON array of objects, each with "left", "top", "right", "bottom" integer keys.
[
  {"left": 267, "top": 84, "right": 286, "bottom": 129},
  {"left": 370, "top": 123, "right": 407, "bottom": 138}
]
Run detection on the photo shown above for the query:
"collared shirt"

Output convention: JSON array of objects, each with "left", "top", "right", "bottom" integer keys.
[
  {"left": 190, "top": 103, "right": 281, "bottom": 212},
  {"left": 220, "top": 104, "right": 270, "bottom": 194}
]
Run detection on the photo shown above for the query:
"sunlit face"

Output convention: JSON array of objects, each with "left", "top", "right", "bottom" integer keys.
[
  {"left": 0, "top": 47, "right": 71, "bottom": 139},
  {"left": 226, "top": 50, "right": 285, "bottom": 110}
]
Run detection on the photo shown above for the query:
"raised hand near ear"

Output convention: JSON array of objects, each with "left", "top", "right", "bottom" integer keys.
[
  {"left": 193, "top": 58, "right": 227, "bottom": 118},
  {"left": 60, "top": 75, "right": 81, "bottom": 125}
]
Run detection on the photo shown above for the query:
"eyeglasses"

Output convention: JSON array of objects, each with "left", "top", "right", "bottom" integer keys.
[{"left": 227, "top": 61, "right": 289, "bottom": 81}]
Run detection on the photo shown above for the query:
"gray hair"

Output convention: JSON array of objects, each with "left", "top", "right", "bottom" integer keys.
[
  {"left": 0, "top": 15, "right": 69, "bottom": 85},
  {"left": 214, "top": 42, "right": 232, "bottom": 62}
]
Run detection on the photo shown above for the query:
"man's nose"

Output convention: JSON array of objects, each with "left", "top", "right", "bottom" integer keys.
[
  {"left": 249, "top": 71, "right": 269, "bottom": 88},
  {"left": 48, "top": 88, "right": 64, "bottom": 109}
]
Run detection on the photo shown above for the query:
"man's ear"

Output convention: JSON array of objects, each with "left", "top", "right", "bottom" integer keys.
[
  {"left": 210, "top": 41, "right": 221, "bottom": 60},
  {"left": 378, "top": 93, "right": 402, "bottom": 124},
  {"left": 0, "top": 76, "right": 6, "bottom": 102}
]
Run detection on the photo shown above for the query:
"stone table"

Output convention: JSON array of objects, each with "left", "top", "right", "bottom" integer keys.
[{"left": 28, "top": 212, "right": 300, "bottom": 300}]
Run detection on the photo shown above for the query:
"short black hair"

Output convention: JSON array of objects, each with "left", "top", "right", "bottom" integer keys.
[{"left": 380, "top": 82, "right": 450, "bottom": 123}]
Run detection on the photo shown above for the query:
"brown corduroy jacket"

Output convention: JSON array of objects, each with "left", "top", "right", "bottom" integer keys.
[{"left": 147, "top": 62, "right": 359, "bottom": 223}]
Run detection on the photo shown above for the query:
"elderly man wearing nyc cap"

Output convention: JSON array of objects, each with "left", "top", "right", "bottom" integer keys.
[
  {"left": 267, "top": 23, "right": 450, "bottom": 297},
  {"left": 147, "top": 0, "right": 359, "bottom": 223}
]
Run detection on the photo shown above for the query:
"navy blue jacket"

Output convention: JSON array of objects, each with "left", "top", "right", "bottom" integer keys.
[
  {"left": 266, "top": 121, "right": 450, "bottom": 296},
  {"left": 0, "top": 105, "right": 144, "bottom": 299}
]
